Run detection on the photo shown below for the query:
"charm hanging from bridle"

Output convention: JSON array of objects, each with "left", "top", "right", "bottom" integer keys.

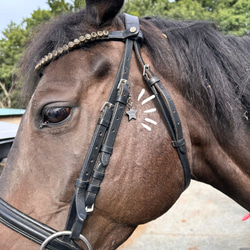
[{"left": 126, "top": 95, "right": 137, "bottom": 121}]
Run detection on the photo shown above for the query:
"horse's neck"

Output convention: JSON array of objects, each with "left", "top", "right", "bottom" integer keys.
[{"left": 184, "top": 102, "right": 250, "bottom": 211}]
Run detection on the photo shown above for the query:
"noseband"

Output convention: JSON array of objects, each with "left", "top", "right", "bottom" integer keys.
[{"left": 0, "top": 14, "right": 191, "bottom": 250}]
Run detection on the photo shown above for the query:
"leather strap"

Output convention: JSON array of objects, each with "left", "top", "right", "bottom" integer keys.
[
  {"left": 84, "top": 80, "right": 130, "bottom": 208},
  {"left": 134, "top": 41, "right": 191, "bottom": 189},
  {"left": 65, "top": 13, "right": 138, "bottom": 240},
  {"left": 154, "top": 82, "right": 191, "bottom": 188},
  {"left": 0, "top": 199, "right": 81, "bottom": 250},
  {"left": 64, "top": 103, "right": 113, "bottom": 239}
]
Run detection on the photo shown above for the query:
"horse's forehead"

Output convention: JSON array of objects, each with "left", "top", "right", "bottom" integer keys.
[
  {"left": 30, "top": 43, "right": 124, "bottom": 112},
  {"left": 43, "top": 50, "right": 103, "bottom": 80},
  {"left": 39, "top": 42, "right": 122, "bottom": 83}
]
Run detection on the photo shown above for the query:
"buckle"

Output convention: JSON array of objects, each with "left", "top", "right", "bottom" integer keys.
[
  {"left": 100, "top": 102, "right": 114, "bottom": 113},
  {"left": 117, "top": 79, "right": 130, "bottom": 90},
  {"left": 143, "top": 64, "right": 150, "bottom": 81},
  {"left": 85, "top": 204, "right": 94, "bottom": 213}
]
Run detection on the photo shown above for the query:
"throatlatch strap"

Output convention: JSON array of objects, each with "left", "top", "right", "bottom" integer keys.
[
  {"left": 154, "top": 81, "right": 191, "bottom": 188},
  {"left": 134, "top": 41, "right": 191, "bottom": 189}
]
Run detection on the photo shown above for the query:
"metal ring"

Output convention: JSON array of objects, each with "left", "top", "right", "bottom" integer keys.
[{"left": 40, "top": 230, "right": 93, "bottom": 250}]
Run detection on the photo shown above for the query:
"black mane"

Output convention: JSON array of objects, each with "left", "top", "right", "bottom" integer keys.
[
  {"left": 140, "top": 17, "right": 250, "bottom": 137},
  {"left": 19, "top": 11, "right": 250, "bottom": 140}
]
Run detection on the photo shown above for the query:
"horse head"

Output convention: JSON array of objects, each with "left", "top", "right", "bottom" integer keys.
[{"left": 0, "top": 0, "right": 249, "bottom": 249}]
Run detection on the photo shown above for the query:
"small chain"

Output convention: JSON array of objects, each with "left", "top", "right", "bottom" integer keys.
[{"left": 127, "top": 95, "right": 133, "bottom": 109}]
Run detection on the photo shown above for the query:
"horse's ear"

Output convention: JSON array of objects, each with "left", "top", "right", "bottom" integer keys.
[{"left": 86, "top": 0, "right": 124, "bottom": 25}]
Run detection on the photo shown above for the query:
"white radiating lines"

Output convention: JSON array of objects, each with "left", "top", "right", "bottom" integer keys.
[
  {"left": 138, "top": 89, "right": 145, "bottom": 101},
  {"left": 141, "top": 123, "right": 152, "bottom": 131},
  {"left": 138, "top": 89, "right": 157, "bottom": 131},
  {"left": 145, "top": 118, "right": 157, "bottom": 125},
  {"left": 141, "top": 95, "right": 155, "bottom": 105},
  {"left": 144, "top": 108, "right": 157, "bottom": 113}
]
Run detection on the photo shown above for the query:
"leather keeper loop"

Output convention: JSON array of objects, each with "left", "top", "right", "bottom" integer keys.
[
  {"left": 172, "top": 138, "right": 187, "bottom": 154},
  {"left": 98, "top": 106, "right": 113, "bottom": 127},
  {"left": 98, "top": 117, "right": 110, "bottom": 127},
  {"left": 147, "top": 76, "right": 160, "bottom": 86},
  {"left": 100, "top": 144, "right": 113, "bottom": 155},
  {"left": 100, "top": 152, "right": 111, "bottom": 167},
  {"left": 116, "top": 94, "right": 128, "bottom": 105},
  {"left": 75, "top": 179, "right": 89, "bottom": 189},
  {"left": 87, "top": 185, "right": 100, "bottom": 194},
  {"left": 93, "top": 170, "right": 105, "bottom": 180}
]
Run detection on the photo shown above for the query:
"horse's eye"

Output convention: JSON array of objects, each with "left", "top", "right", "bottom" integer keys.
[{"left": 42, "top": 107, "right": 71, "bottom": 124}]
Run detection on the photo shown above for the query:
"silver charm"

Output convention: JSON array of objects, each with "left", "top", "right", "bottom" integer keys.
[
  {"left": 126, "top": 108, "right": 137, "bottom": 121},
  {"left": 126, "top": 96, "right": 137, "bottom": 121}
]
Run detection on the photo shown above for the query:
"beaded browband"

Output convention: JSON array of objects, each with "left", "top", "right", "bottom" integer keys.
[{"left": 35, "top": 30, "right": 109, "bottom": 71}]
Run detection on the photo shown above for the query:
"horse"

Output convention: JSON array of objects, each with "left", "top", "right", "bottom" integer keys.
[{"left": 0, "top": 0, "right": 250, "bottom": 249}]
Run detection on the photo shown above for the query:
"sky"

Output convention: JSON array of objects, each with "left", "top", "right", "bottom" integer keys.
[
  {"left": 0, "top": 0, "right": 176, "bottom": 39},
  {"left": 0, "top": 0, "right": 49, "bottom": 38}
]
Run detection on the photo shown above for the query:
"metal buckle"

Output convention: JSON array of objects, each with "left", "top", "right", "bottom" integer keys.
[
  {"left": 100, "top": 102, "right": 114, "bottom": 113},
  {"left": 143, "top": 64, "right": 150, "bottom": 80},
  {"left": 117, "top": 79, "right": 130, "bottom": 90},
  {"left": 40, "top": 230, "right": 93, "bottom": 250},
  {"left": 85, "top": 204, "right": 94, "bottom": 213}
]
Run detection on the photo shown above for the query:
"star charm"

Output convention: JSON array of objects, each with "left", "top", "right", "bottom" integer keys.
[{"left": 126, "top": 108, "right": 137, "bottom": 121}]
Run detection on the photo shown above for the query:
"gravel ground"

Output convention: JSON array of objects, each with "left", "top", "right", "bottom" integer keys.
[{"left": 119, "top": 181, "right": 250, "bottom": 250}]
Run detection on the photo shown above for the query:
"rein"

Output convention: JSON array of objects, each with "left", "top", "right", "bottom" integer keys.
[{"left": 0, "top": 14, "right": 191, "bottom": 250}]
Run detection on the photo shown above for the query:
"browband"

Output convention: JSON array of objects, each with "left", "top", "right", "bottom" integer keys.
[{"left": 35, "top": 28, "right": 143, "bottom": 71}]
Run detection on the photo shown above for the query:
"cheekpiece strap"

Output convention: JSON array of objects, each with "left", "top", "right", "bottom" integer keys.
[{"left": 64, "top": 13, "right": 141, "bottom": 241}]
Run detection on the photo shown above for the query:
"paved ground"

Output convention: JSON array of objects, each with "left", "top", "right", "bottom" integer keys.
[{"left": 118, "top": 181, "right": 250, "bottom": 250}]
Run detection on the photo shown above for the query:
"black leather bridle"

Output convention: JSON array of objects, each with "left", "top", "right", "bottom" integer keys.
[{"left": 0, "top": 14, "right": 191, "bottom": 250}]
